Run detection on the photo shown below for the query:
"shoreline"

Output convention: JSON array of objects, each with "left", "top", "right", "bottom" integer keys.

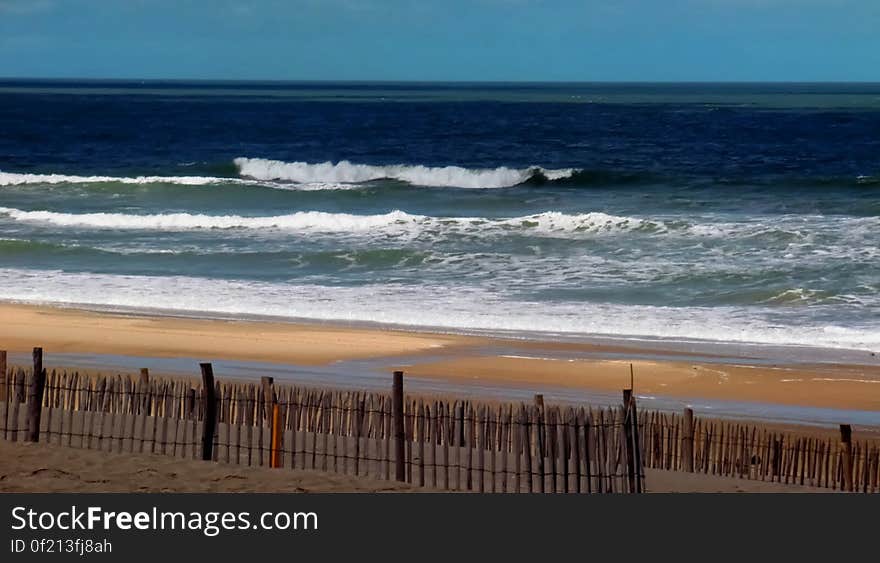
[
  {"left": 0, "top": 302, "right": 477, "bottom": 365},
  {"left": 4, "top": 299, "right": 877, "bottom": 365},
  {"left": 1, "top": 302, "right": 878, "bottom": 416}
]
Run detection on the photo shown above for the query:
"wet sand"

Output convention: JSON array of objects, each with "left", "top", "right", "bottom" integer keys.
[
  {"left": 1, "top": 303, "right": 878, "bottom": 414},
  {"left": 396, "top": 356, "right": 880, "bottom": 412}
]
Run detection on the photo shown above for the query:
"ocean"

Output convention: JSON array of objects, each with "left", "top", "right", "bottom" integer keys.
[{"left": 0, "top": 81, "right": 878, "bottom": 353}]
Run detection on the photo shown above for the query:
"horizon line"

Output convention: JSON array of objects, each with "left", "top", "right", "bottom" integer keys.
[{"left": 2, "top": 77, "right": 879, "bottom": 85}]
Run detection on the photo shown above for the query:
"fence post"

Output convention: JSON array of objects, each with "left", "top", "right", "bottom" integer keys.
[
  {"left": 840, "top": 424, "right": 853, "bottom": 492},
  {"left": 622, "top": 389, "right": 636, "bottom": 492},
  {"left": 271, "top": 403, "right": 282, "bottom": 468},
  {"left": 261, "top": 377, "right": 274, "bottom": 417},
  {"left": 682, "top": 407, "right": 695, "bottom": 472},
  {"left": 185, "top": 389, "right": 195, "bottom": 419},
  {"left": 26, "top": 347, "right": 47, "bottom": 442},
  {"left": 534, "top": 396, "right": 545, "bottom": 493},
  {"left": 260, "top": 376, "right": 280, "bottom": 468},
  {"left": 630, "top": 394, "right": 643, "bottom": 493},
  {"left": 200, "top": 363, "right": 216, "bottom": 461},
  {"left": 393, "top": 371, "right": 406, "bottom": 482},
  {"left": 0, "top": 350, "right": 6, "bottom": 402},
  {"left": 137, "top": 368, "right": 150, "bottom": 417}
]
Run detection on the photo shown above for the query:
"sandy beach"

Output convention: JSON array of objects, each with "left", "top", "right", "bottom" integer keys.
[
  {"left": 0, "top": 303, "right": 473, "bottom": 365},
  {"left": 397, "top": 356, "right": 880, "bottom": 412},
  {"left": 1, "top": 303, "right": 879, "bottom": 415},
  {"left": 2, "top": 302, "right": 880, "bottom": 415},
  {"left": 0, "top": 440, "right": 418, "bottom": 493},
  {"left": 0, "top": 440, "right": 829, "bottom": 493}
]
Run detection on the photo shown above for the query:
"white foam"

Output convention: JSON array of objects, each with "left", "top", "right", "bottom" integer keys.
[
  {"left": 0, "top": 206, "right": 656, "bottom": 237},
  {"left": 687, "top": 215, "right": 880, "bottom": 241},
  {"left": 0, "top": 171, "right": 246, "bottom": 186},
  {"left": 499, "top": 355, "right": 575, "bottom": 362},
  {"left": 496, "top": 211, "right": 660, "bottom": 234},
  {"left": 810, "top": 378, "right": 880, "bottom": 384},
  {"left": 0, "top": 268, "right": 877, "bottom": 353},
  {"left": 760, "top": 288, "right": 821, "bottom": 304},
  {"left": 0, "top": 207, "right": 422, "bottom": 232},
  {"left": 0, "top": 170, "right": 369, "bottom": 192},
  {"left": 234, "top": 157, "right": 576, "bottom": 188}
]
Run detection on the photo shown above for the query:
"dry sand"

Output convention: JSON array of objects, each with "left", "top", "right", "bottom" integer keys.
[
  {"left": 0, "top": 440, "right": 417, "bottom": 493},
  {"left": 1, "top": 303, "right": 878, "bottom": 413},
  {"left": 0, "top": 303, "right": 473, "bottom": 365},
  {"left": 0, "top": 440, "right": 827, "bottom": 493},
  {"left": 642, "top": 468, "right": 830, "bottom": 493}
]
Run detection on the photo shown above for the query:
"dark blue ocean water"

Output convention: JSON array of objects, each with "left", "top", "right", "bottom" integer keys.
[{"left": 1, "top": 81, "right": 878, "bottom": 351}]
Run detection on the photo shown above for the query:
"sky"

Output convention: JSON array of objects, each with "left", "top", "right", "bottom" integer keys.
[{"left": 0, "top": 0, "right": 878, "bottom": 81}]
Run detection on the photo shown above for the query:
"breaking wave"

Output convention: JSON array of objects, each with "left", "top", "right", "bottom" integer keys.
[
  {"left": 3, "top": 164, "right": 876, "bottom": 192},
  {"left": 0, "top": 206, "right": 657, "bottom": 236},
  {"left": 0, "top": 171, "right": 249, "bottom": 187},
  {"left": 233, "top": 157, "right": 577, "bottom": 188}
]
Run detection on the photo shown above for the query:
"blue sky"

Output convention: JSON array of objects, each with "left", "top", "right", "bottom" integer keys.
[{"left": 1, "top": 0, "right": 878, "bottom": 81}]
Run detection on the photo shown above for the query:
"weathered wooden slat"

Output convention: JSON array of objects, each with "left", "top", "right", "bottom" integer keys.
[
  {"left": 500, "top": 405, "right": 510, "bottom": 493},
  {"left": 416, "top": 401, "right": 425, "bottom": 487},
  {"left": 0, "top": 350, "right": 6, "bottom": 404},
  {"left": 453, "top": 402, "right": 463, "bottom": 491},
  {"left": 383, "top": 396, "right": 392, "bottom": 481},
  {"left": 522, "top": 405, "right": 533, "bottom": 493},
  {"left": 475, "top": 405, "right": 485, "bottom": 493},
  {"left": 354, "top": 393, "right": 364, "bottom": 477},
  {"left": 440, "top": 401, "right": 450, "bottom": 490},
  {"left": 535, "top": 404, "right": 545, "bottom": 493},
  {"left": 7, "top": 364, "right": 879, "bottom": 493}
]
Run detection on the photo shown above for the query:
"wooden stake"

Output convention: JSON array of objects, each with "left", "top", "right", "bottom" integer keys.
[
  {"left": 522, "top": 406, "right": 533, "bottom": 493},
  {"left": 682, "top": 407, "right": 694, "bottom": 472},
  {"left": 271, "top": 403, "right": 282, "bottom": 468},
  {"left": 393, "top": 371, "right": 406, "bottom": 482},
  {"left": 0, "top": 350, "right": 6, "bottom": 403},
  {"left": 534, "top": 394, "right": 544, "bottom": 409},
  {"left": 630, "top": 395, "right": 643, "bottom": 493},
  {"left": 260, "top": 376, "right": 274, "bottom": 466},
  {"left": 534, "top": 404, "right": 545, "bottom": 493},
  {"left": 200, "top": 363, "right": 216, "bottom": 461},
  {"left": 622, "top": 389, "right": 636, "bottom": 492},
  {"left": 261, "top": 376, "right": 274, "bottom": 421},
  {"left": 27, "top": 347, "right": 46, "bottom": 442},
  {"left": 840, "top": 424, "right": 853, "bottom": 492}
]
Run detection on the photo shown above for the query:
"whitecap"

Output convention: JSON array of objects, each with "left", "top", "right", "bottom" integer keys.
[{"left": 234, "top": 157, "right": 576, "bottom": 189}]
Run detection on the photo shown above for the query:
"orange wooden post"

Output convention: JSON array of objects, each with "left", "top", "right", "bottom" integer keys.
[{"left": 271, "top": 403, "right": 282, "bottom": 468}]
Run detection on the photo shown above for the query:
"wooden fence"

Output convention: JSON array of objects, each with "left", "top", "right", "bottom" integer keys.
[
  {"left": 0, "top": 359, "right": 645, "bottom": 493},
  {"left": 640, "top": 409, "right": 880, "bottom": 492},
  {"left": 4, "top": 350, "right": 875, "bottom": 493}
]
